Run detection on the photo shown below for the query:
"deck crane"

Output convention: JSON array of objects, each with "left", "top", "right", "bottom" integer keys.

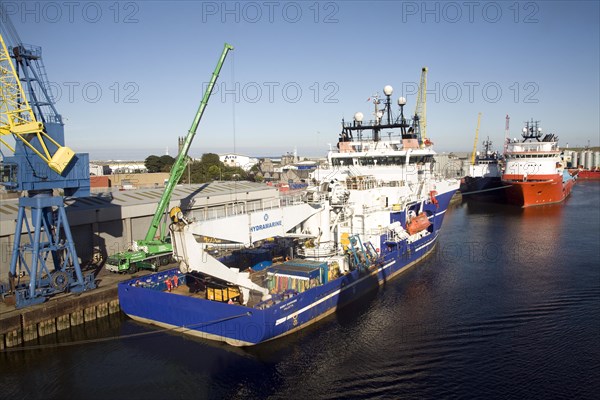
[
  {"left": 414, "top": 67, "right": 428, "bottom": 144},
  {"left": 105, "top": 43, "right": 234, "bottom": 274},
  {"left": 470, "top": 113, "right": 482, "bottom": 165},
  {"left": 0, "top": 11, "right": 94, "bottom": 308}
]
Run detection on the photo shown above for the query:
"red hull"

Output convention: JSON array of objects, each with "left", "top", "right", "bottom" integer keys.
[
  {"left": 574, "top": 170, "right": 600, "bottom": 180},
  {"left": 502, "top": 175, "right": 575, "bottom": 207}
]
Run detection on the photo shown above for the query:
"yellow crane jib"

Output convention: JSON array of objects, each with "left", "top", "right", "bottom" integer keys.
[
  {"left": 0, "top": 34, "right": 75, "bottom": 175},
  {"left": 470, "top": 113, "right": 482, "bottom": 165}
]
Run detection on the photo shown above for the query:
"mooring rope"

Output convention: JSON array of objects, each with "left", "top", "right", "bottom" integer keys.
[{"left": 0, "top": 312, "right": 251, "bottom": 353}]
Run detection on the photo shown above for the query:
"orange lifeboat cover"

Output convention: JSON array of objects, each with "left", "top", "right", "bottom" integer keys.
[{"left": 407, "top": 212, "right": 431, "bottom": 235}]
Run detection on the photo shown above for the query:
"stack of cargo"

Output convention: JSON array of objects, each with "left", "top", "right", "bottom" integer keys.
[{"left": 266, "top": 260, "right": 329, "bottom": 294}]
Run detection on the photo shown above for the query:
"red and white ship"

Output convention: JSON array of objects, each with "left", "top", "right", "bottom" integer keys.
[{"left": 502, "top": 120, "right": 576, "bottom": 207}]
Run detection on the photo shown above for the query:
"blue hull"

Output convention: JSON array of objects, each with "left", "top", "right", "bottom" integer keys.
[{"left": 118, "top": 190, "right": 456, "bottom": 346}]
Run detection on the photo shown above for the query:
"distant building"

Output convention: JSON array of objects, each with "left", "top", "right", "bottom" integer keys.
[
  {"left": 89, "top": 163, "right": 113, "bottom": 175},
  {"left": 89, "top": 163, "right": 105, "bottom": 176},
  {"left": 434, "top": 153, "right": 465, "bottom": 178},
  {"left": 281, "top": 152, "right": 299, "bottom": 166},
  {"left": 294, "top": 161, "right": 317, "bottom": 170},
  {"left": 109, "top": 172, "right": 170, "bottom": 190},
  {"left": 219, "top": 154, "right": 258, "bottom": 171},
  {"left": 259, "top": 158, "right": 275, "bottom": 173},
  {"left": 90, "top": 175, "right": 110, "bottom": 189},
  {"left": 108, "top": 162, "right": 147, "bottom": 174}
]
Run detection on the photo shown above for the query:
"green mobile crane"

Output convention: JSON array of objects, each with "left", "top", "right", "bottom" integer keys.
[{"left": 105, "top": 43, "right": 234, "bottom": 273}]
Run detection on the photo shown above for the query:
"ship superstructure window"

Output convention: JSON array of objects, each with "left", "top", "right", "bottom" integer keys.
[
  {"left": 508, "top": 153, "right": 558, "bottom": 159},
  {"left": 356, "top": 157, "right": 402, "bottom": 166},
  {"left": 331, "top": 155, "right": 433, "bottom": 166},
  {"left": 332, "top": 157, "right": 354, "bottom": 166},
  {"left": 410, "top": 155, "right": 433, "bottom": 164}
]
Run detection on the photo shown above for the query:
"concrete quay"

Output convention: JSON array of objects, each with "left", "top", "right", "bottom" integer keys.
[{"left": 0, "top": 270, "right": 150, "bottom": 350}]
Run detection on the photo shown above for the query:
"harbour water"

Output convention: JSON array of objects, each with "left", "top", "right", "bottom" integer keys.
[{"left": 1, "top": 181, "right": 599, "bottom": 399}]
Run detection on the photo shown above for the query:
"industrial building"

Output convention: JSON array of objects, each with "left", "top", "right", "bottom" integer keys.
[{"left": 0, "top": 181, "right": 277, "bottom": 281}]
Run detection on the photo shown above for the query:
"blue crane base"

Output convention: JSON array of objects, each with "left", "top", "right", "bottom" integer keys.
[{"left": 7, "top": 192, "right": 96, "bottom": 309}]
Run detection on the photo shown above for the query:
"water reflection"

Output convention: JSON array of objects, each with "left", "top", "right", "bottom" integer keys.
[{"left": 2, "top": 184, "right": 598, "bottom": 400}]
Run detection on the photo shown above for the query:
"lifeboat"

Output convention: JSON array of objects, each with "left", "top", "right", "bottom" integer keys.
[{"left": 406, "top": 212, "right": 431, "bottom": 235}]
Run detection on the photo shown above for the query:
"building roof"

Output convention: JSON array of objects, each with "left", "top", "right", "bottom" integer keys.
[{"left": 0, "top": 181, "right": 275, "bottom": 233}]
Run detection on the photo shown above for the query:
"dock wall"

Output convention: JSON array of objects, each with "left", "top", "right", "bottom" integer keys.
[{"left": 0, "top": 287, "right": 121, "bottom": 349}]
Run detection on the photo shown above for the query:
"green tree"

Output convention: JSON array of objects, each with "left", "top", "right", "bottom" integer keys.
[
  {"left": 181, "top": 153, "right": 251, "bottom": 183},
  {"left": 188, "top": 160, "right": 206, "bottom": 183},
  {"left": 145, "top": 155, "right": 162, "bottom": 173},
  {"left": 208, "top": 165, "right": 221, "bottom": 180},
  {"left": 222, "top": 165, "right": 247, "bottom": 180},
  {"left": 145, "top": 154, "right": 176, "bottom": 173},
  {"left": 201, "top": 153, "right": 221, "bottom": 166},
  {"left": 159, "top": 155, "right": 175, "bottom": 170}
]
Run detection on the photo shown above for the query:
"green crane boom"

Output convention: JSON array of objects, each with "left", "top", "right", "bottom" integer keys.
[
  {"left": 142, "top": 43, "right": 233, "bottom": 243},
  {"left": 104, "top": 43, "right": 233, "bottom": 274}
]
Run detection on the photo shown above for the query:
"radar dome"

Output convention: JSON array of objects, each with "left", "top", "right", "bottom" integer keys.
[
  {"left": 354, "top": 112, "right": 364, "bottom": 122},
  {"left": 398, "top": 96, "right": 407, "bottom": 106},
  {"left": 383, "top": 85, "right": 393, "bottom": 96}
]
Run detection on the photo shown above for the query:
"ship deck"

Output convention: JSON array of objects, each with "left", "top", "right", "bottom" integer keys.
[
  {"left": 159, "top": 270, "right": 269, "bottom": 308},
  {"left": 149, "top": 263, "right": 330, "bottom": 309}
]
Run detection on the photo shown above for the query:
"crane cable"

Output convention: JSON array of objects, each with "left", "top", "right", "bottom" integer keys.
[
  {"left": 231, "top": 48, "right": 236, "bottom": 159},
  {"left": 0, "top": 312, "right": 251, "bottom": 353},
  {"left": 230, "top": 49, "right": 239, "bottom": 199}
]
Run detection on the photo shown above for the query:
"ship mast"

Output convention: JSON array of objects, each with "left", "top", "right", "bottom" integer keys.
[
  {"left": 504, "top": 114, "right": 510, "bottom": 154},
  {"left": 522, "top": 119, "right": 542, "bottom": 142},
  {"left": 339, "top": 85, "right": 414, "bottom": 145}
]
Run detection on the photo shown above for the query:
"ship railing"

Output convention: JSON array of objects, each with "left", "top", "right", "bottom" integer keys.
[
  {"left": 507, "top": 142, "right": 559, "bottom": 153},
  {"left": 301, "top": 192, "right": 328, "bottom": 205},
  {"left": 297, "top": 243, "right": 338, "bottom": 258},
  {"left": 362, "top": 203, "right": 385, "bottom": 214},
  {"left": 247, "top": 198, "right": 280, "bottom": 213},
  {"left": 342, "top": 118, "right": 414, "bottom": 129},
  {"left": 366, "top": 227, "right": 387, "bottom": 236},
  {"left": 407, "top": 180, "right": 425, "bottom": 200},
  {"left": 280, "top": 193, "right": 306, "bottom": 206},
  {"left": 385, "top": 231, "right": 403, "bottom": 243},
  {"left": 506, "top": 149, "right": 559, "bottom": 154},
  {"left": 345, "top": 164, "right": 364, "bottom": 178},
  {"left": 379, "top": 180, "right": 406, "bottom": 188},
  {"left": 403, "top": 191, "right": 421, "bottom": 205},
  {"left": 193, "top": 198, "right": 282, "bottom": 222},
  {"left": 346, "top": 175, "right": 377, "bottom": 190}
]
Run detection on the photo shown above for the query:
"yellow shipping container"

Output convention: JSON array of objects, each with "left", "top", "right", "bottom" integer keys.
[{"left": 207, "top": 286, "right": 241, "bottom": 302}]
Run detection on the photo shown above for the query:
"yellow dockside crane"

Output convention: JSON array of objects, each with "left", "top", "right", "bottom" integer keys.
[
  {"left": 0, "top": 35, "right": 75, "bottom": 174},
  {"left": 470, "top": 113, "right": 482, "bottom": 165}
]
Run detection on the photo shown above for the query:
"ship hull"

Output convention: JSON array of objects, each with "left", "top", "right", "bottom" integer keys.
[
  {"left": 501, "top": 174, "right": 575, "bottom": 207},
  {"left": 569, "top": 169, "right": 600, "bottom": 180},
  {"left": 460, "top": 176, "right": 506, "bottom": 201},
  {"left": 118, "top": 189, "right": 456, "bottom": 346}
]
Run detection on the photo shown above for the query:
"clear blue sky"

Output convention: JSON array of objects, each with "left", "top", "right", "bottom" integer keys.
[{"left": 3, "top": 0, "right": 599, "bottom": 160}]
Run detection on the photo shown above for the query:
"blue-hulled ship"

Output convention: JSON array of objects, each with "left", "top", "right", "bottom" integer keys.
[{"left": 118, "top": 84, "right": 459, "bottom": 346}]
